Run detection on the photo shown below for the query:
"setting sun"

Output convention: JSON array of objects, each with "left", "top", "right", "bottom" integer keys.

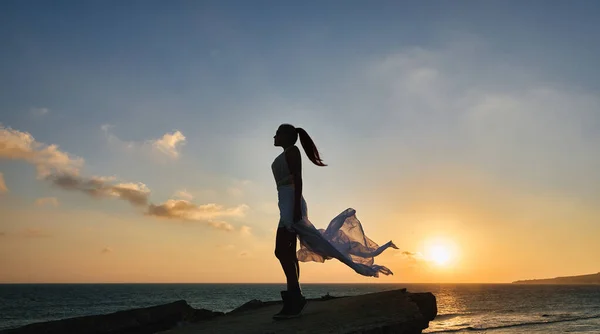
[
  {"left": 429, "top": 245, "right": 451, "bottom": 266},
  {"left": 424, "top": 238, "right": 458, "bottom": 267}
]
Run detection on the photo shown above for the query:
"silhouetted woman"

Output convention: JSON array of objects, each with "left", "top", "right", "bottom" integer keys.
[{"left": 271, "top": 124, "right": 397, "bottom": 320}]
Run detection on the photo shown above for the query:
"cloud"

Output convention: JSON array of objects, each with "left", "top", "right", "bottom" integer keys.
[
  {"left": 226, "top": 179, "right": 252, "bottom": 198},
  {"left": 110, "top": 183, "right": 152, "bottom": 206},
  {"left": 400, "top": 251, "right": 421, "bottom": 257},
  {"left": 102, "top": 126, "right": 186, "bottom": 158},
  {"left": 35, "top": 197, "right": 59, "bottom": 207},
  {"left": 223, "top": 180, "right": 253, "bottom": 199},
  {"left": 146, "top": 200, "right": 248, "bottom": 231},
  {"left": 0, "top": 232, "right": 5, "bottom": 237},
  {"left": 350, "top": 39, "right": 600, "bottom": 203},
  {"left": 240, "top": 225, "right": 252, "bottom": 235},
  {"left": 1, "top": 127, "right": 128, "bottom": 203},
  {"left": 91, "top": 175, "right": 117, "bottom": 183},
  {"left": 239, "top": 251, "right": 249, "bottom": 257},
  {"left": 47, "top": 174, "right": 150, "bottom": 207},
  {"left": 0, "top": 172, "right": 7, "bottom": 193},
  {"left": 396, "top": 251, "right": 435, "bottom": 269},
  {"left": 397, "top": 251, "right": 425, "bottom": 261},
  {"left": 151, "top": 131, "right": 186, "bottom": 158},
  {"left": 227, "top": 187, "right": 244, "bottom": 197},
  {"left": 0, "top": 125, "right": 84, "bottom": 177},
  {"left": 101, "top": 124, "right": 135, "bottom": 149},
  {"left": 22, "top": 228, "right": 51, "bottom": 238},
  {"left": 208, "top": 221, "right": 235, "bottom": 231},
  {"left": 31, "top": 107, "right": 49, "bottom": 116},
  {"left": 101, "top": 247, "right": 113, "bottom": 254},
  {"left": 174, "top": 189, "right": 194, "bottom": 200},
  {"left": 46, "top": 172, "right": 249, "bottom": 231},
  {"left": 2, "top": 124, "right": 248, "bottom": 232}
]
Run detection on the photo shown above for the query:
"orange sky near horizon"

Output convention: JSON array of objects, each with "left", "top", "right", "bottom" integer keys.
[{"left": 2, "top": 162, "right": 599, "bottom": 284}]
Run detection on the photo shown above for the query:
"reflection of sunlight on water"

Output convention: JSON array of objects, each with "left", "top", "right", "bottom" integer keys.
[
  {"left": 435, "top": 286, "right": 468, "bottom": 315},
  {"left": 422, "top": 284, "right": 600, "bottom": 333},
  {"left": 424, "top": 285, "right": 471, "bottom": 333},
  {"left": 425, "top": 315, "right": 471, "bottom": 333},
  {"left": 413, "top": 284, "right": 600, "bottom": 333}
]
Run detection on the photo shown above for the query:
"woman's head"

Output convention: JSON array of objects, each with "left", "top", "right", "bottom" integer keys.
[
  {"left": 273, "top": 123, "right": 297, "bottom": 147},
  {"left": 273, "top": 123, "right": 327, "bottom": 167}
]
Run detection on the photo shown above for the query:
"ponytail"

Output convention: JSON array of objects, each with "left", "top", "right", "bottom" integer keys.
[{"left": 296, "top": 127, "right": 327, "bottom": 167}]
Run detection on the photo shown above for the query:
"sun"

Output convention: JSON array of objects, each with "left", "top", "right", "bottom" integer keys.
[
  {"left": 424, "top": 238, "right": 457, "bottom": 267},
  {"left": 428, "top": 244, "right": 451, "bottom": 266}
]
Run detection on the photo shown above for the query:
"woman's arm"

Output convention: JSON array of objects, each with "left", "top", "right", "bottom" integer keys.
[{"left": 285, "top": 146, "right": 303, "bottom": 223}]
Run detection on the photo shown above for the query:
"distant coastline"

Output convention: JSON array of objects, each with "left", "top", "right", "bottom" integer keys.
[{"left": 513, "top": 272, "right": 600, "bottom": 284}]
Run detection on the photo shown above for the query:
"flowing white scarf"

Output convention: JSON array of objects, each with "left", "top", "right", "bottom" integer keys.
[{"left": 278, "top": 185, "right": 398, "bottom": 277}]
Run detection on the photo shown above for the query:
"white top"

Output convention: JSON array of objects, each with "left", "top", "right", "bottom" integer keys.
[{"left": 271, "top": 146, "right": 295, "bottom": 188}]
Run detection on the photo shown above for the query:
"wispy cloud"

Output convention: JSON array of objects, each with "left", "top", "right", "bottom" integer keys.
[
  {"left": 101, "top": 247, "right": 113, "bottom": 254},
  {"left": 0, "top": 172, "right": 7, "bottom": 193},
  {"left": 174, "top": 189, "right": 194, "bottom": 200},
  {"left": 240, "top": 225, "right": 252, "bottom": 235},
  {"left": 151, "top": 131, "right": 186, "bottom": 158},
  {"left": 353, "top": 39, "right": 600, "bottom": 201},
  {"left": 147, "top": 200, "right": 248, "bottom": 231},
  {"left": 0, "top": 232, "right": 5, "bottom": 237},
  {"left": 209, "top": 221, "right": 235, "bottom": 231},
  {"left": 48, "top": 173, "right": 249, "bottom": 231},
  {"left": 0, "top": 125, "right": 84, "bottom": 177},
  {"left": 227, "top": 187, "right": 243, "bottom": 197},
  {"left": 2, "top": 124, "right": 249, "bottom": 232},
  {"left": 101, "top": 125, "right": 186, "bottom": 159},
  {"left": 47, "top": 174, "right": 150, "bottom": 207},
  {"left": 396, "top": 251, "right": 428, "bottom": 267},
  {"left": 30, "top": 107, "right": 50, "bottom": 116},
  {"left": 397, "top": 251, "right": 423, "bottom": 259},
  {"left": 101, "top": 124, "right": 135, "bottom": 149},
  {"left": 227, "top": 179, "right": 252, "bottom": 198},
  {"left": 398, "top": 251, "right": 424, "bottom": 258},
  {"left": 35, "top": 197, "right": 59, "bottom": 207}
]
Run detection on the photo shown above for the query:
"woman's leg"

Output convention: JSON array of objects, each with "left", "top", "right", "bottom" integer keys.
[
  {"left": 295, "top": 253, "right": 300, "bottom": 281},
  {"left": 275, "top": 227, "right": 300, "bottom": 292}
]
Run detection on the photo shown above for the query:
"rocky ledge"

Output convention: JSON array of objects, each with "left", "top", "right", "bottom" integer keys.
[{"left": 2, "top": 289, "right": 437, "bottom": 334}]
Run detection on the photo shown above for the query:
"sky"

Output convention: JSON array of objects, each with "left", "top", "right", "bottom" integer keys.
[{"left": 1, "top": 0, "right": 600, "bottom": 283}]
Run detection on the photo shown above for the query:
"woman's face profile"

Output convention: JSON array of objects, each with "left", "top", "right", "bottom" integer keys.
[
  {"left": 273, "top": 127, "right": 283, "bottom": 147},
  {"left": 274, "top": 125, "right": 292, "bottom": 147}
]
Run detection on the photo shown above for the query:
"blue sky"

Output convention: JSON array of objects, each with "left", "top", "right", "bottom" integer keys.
[{"left": 1, "top": 1, "right": 600, "bottom": 283}]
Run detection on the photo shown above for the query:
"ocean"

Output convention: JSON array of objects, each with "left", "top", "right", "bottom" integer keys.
[{"left": 1, "top": 283, "right": 599, "bottom": 333}]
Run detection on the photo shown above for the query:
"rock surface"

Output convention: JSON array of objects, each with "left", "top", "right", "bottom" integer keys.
[
  {"left": 165, "top": 289, "right": 437, "bottom": 334},
  {"left": 1, "top": 289, "right": 437, "bottom": 334},
  {"left": 0, "top": 300, "right": 223, "bottom": 334}
]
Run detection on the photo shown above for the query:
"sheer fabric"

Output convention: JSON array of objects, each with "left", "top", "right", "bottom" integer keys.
[
  {"left": 293, "top": 208, "right": 398, "bottom": 277},
  {"left": 273, "top": 147, "right": 397, "bottom": 277},
  {"left": 277, "top": 185, "right": 398, "bottom": 277}
]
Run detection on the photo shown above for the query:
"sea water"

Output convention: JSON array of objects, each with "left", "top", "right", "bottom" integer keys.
[{"left": 1, "top": 283, "right": 599, "bottom": 333}]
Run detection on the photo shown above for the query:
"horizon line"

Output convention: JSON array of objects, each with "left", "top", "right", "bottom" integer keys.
[{"left": 0, "top": 281, "right": 518, "bottom": 285}]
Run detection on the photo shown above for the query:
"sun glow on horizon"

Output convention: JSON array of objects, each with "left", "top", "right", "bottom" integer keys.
[
  {"left": 424, "top": 237, "right": 459, "bottom": 267},
  {"left": 429, "top": 244, "right": 452, "bottom": 266}
]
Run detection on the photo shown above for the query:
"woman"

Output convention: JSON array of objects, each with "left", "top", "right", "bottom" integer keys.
[{"left": 271, "top": 124, "right": 398, "bottom": 320}]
